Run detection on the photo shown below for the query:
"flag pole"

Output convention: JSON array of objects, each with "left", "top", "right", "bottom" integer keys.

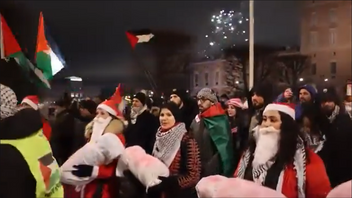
[{"left": 249, "top": 0, "right": 255, "bottom": 89}]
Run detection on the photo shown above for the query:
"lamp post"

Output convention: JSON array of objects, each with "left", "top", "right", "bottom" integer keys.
[{"left": 249, "top": 0, "right": 255, "bottom": 89}]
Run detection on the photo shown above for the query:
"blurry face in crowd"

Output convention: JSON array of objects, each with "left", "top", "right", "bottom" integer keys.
[
  {"left": 227, "top": 105, "right": 237, "bottom": 117},
  {"left": 251, "top": 93, "right": 264, "bottom": 108},
  {"left": 170, "top": 94, "right": 182, "bottom": 107},
  {"left": 283, "top": 88, "right": 293, "bottom": 99},
  {"left": 321, "top": 101, "right": 336, "bottom": 114},
  {"left": 93, "top": 97, "right": 102, "bottom": 105},
  {"left": 132, "top": 98, "right": 143, "bottom": 109},
  {"left": 197, "top": 97, "right": 213, "bottom": 112},
  {"left": 299, "top": 89, "right": 311, "bottom": 103},
  {"left": 96, "top": 108, "right": 110, "bottom": 120},
  {"left": 261, "top": 110, "right": 282, "bottom": 131},
  {"left": 79, "top": 107, "right": 91, "bottom": 117},
  {"left": 159, "top": 108, "right": 176, "bottom": 129}
]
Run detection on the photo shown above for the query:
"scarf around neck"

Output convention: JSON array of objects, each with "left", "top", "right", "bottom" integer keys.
[
  {"left": 130, "top": 105, "right": 147, "bottom": 124},
  {"left": 327, "top": 105, "right": 340, "bottom": 123},
  {"left": 236, "top": 139, "right": 307, "bottom": 198},
  {"left": 152, "top": 123, "right": 187, "bottom": 167}
]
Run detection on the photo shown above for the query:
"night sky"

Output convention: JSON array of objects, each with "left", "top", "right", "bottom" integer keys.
[{"left": 1, "top": 1, "right": 299, "bottom": 83}]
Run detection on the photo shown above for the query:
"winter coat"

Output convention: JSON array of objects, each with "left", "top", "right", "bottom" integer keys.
[
  {"left": 50, "top": 109, "right": 75, "bottom": 166},
  {"left": 0, "top": 109, "right": 46, "bottom": 198},
  {"left": 124, "top": 110, "right": 159, "bottom": 154},
  {"left": 319, "top": 110, "right": 352, "bottom": 187}
]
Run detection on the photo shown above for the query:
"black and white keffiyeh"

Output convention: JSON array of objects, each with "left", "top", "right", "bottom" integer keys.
[
  {"left": 327, "top": 105, "right": 340, "bottom": 123},
  {"left": 0, "top": 84, "right": 17, "bottom": 119},
  {"left": 152, "top": 123, "right": 187, "bottom": 167},
  {"left": 236, "top": 139, "right": 307, "bottom": 198}
]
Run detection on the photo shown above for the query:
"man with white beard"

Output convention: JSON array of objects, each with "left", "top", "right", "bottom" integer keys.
[
  {"left": 66, "top": 85, "right": 127, "bottom": 198},
  {"left": 234, "top": 102, "right": 331, "bottom": 198}
]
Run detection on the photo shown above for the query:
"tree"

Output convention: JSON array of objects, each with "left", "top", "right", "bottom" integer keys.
[
  {"left": 223, "top": 45, "right": 282, "bottom": 96},
  {"left": 149, "top": 30, "right": 195, "bottom": 93},
  {"left": 275, "top": 51, "right": 310, "bottom": 89}
]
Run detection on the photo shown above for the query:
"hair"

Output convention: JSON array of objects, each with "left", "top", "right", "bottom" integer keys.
[{"left": 247, "top": 112, "right": 299, "bottom": 167}]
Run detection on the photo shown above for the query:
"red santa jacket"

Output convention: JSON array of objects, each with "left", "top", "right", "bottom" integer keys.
[{"left": 84, "top": 130, "right": 126, "bottom": 198}]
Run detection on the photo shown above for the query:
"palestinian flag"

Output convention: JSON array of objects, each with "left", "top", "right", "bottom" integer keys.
[
  {"left": 125, "top": 29, "right": 154, "bottom": 49},
  {"left": 0, "top": 14, "right": 50, "bottom": 88},
  {"left": 36, "top": 12, "right": 64, "bottom": 80}
]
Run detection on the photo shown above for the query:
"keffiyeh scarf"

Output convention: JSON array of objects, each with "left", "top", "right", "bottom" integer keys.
[
  {"left": 0, "top": 84, "right": 18, "bottom": 119},
  {"left": 130, "top": 105, "right": 147, "bottom": 124},
  {"left": 152, "top": 123, "right": 187, "bottom": 167},
  {"left": 236, "top": 139, "right": 307, "bottom": 198},
  {"left": 328, "top": 105, "right": 340, "bottom": 123}
]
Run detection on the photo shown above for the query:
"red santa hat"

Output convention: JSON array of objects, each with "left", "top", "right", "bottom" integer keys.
[
  {"left": 263, "top": 102, "right": 295, "bottom": 120},
  {"left": 21, "top": 95, "right": 39, "bottom": 110},
  {"left": 97, "top": 84, "right": 125, "bottom": 118}
]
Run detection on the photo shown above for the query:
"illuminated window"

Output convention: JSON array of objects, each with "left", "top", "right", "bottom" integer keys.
[
  {"left": 310, "top": 31, "right": 318, "bottom": 48},
  {"left": 310, "top": 12, "right": 317, "bottom": 26},
  {"left": 215, "top": 71, "right": 219, "bottom": 85},
  {"left": 205, "top": 73, "right": 209, "bottom": 86},
  {"left": 329, "top": 9, "right": 337, "bottom": 23},
  {"left": 194, "top": 73, "right": 199, "bottom": 87},
  {"left": 329, "top": 28, "right": 337, "bottom": 45}
]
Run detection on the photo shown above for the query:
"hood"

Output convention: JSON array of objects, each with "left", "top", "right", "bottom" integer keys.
[{"left": 0, "top": 108, "right": 43, "bottom": 140}]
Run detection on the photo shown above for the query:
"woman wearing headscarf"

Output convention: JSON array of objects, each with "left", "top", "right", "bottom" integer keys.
[
  {"left": 147, "top": 102, "right": 202, "bottom": 198},
  {"left": 226, "top": 98, "right": 247, "bottom": 165}
]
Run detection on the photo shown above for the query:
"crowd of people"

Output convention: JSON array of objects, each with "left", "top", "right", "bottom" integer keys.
[{"left": 0, "top": 81, "right": 351, "bottom": 198}]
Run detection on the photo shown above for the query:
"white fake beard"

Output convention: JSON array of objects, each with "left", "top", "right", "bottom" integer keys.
[
  {"left": 91, "top": 116, "right": 112, "bottom": 142},
  {"left": 252, "top": 126, "right": 280, "bottom": 168}
]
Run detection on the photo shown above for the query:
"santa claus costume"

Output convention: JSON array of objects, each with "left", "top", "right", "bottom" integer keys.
[
  {"left": 21, "top": 95, "right": 52, "bottom": 140},
  {"left": 69, "top": 85, "right": 127, "bottom": 198},
  {"left": 234, "top": 103, "right": 331, "bottom": 198}
]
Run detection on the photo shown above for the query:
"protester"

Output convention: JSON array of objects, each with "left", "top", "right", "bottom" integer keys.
[
  {"left": 234, "top": 102, "right": 331, "bottom": 198},
  {"left": 318, "top": 86, "right": 352, "bottom": 187},
  {"left": 124, "top": 91, "right": 159, "bottom": 154},
  {"left": 67, "top": 86, "right": 126, "bottom": 198},
  {"left": 146, "top": 102, "right": 201, "bottom": 198},
  {"left": 0, "top": 84, "right": 63, "bottom": 198},
  {"left": 226, "top": 98, "right": 248, "bottom": 164},
  {"left": 169, "top": 88, "right": 198, "bottom": 130},
  {"left": 191, "top": 88, "right": 234, "bottom": 177}
]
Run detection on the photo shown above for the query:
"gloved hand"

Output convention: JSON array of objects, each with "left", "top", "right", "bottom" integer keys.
[
  {"left": 71, "top": 164, "right": 94, "bottom": 177},
  {"left": 147, "top": 176, "right": 175, "bottom": 194}
]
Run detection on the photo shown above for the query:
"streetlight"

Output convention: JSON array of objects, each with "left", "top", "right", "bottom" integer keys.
[
  {"left": 324, "top": 78, "right": 328, "bottom": 82},
  {"left": 249, "top": 0, "right": 255, "bottom": 89},
  {"left": 299, "top": 78, "right": 304, "bottom": 82}
]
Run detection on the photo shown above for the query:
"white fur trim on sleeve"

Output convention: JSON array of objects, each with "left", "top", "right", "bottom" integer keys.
[
  {"left": 22, "top": 98, "right": 38, "bottom": 110},
  {"left": 264, "top": 104, "right": 295, "bottom": 120},
  {"left": 98, "top": 104, "right": 117, "bottom": 117},
  {"left": 91, "top": 166, "right": 99, "bottom": 179}
]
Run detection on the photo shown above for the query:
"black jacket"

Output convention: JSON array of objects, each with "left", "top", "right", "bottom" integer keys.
[
  {"left": 319, "top": 110, "right": 352, "bottom": 187},
  {"left": 124, "top": 110, "right": 159, "bottom": 154},
  {"left": 50, "top": 109, "right": 75, "bottom": 166},
  {"left": 0, "top": 109, "right": 43, "bottom": 198}
]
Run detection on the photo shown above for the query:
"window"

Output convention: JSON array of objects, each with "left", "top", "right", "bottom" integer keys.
[
  {"left": 194, "top": 73, "right": 199, "bottom": 87},
  {"left": 310, "top": 32, "right": 318, "bottom": 48},
  {"left": 311, "top": 63, "right": 316, "bottom": 75},
  {"left": 329, "top": 29, "right": 336, "bottom": 45},
  {"left": 204, "top": 73, "right": 209, "bottom": 86},
  {"left": 329, "top": 9, "right": 337, "bottom": 23},
  {"left": 330, "top": 62, "right": 337, "bottom": 74},
  {"left": 215, "top": 71, "right": 219, "bottom": 85},
  {"left": 310, "top": 12, "right": 317, "bottom": 26}
]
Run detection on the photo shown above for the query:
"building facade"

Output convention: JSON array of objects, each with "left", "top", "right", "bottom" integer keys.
[
  {"left": 300, "top": 1, "right": 351, "bottom": 85},
  {"left": 189, "top": 59, "right": 230, "bottom": 96}
]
